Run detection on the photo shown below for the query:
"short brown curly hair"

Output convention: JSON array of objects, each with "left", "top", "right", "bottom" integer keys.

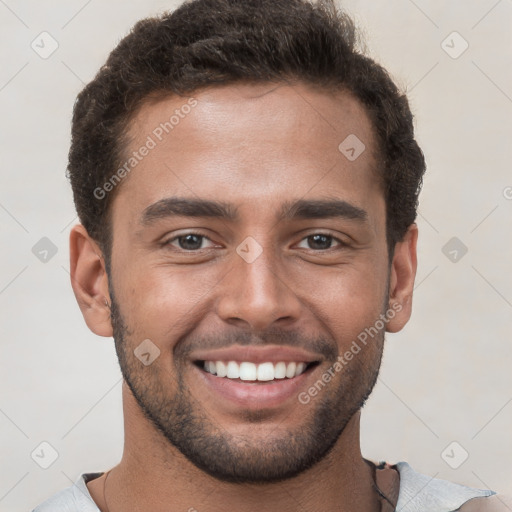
[{"left": 67, "top": 0, "right": 426, "bottom": 263}]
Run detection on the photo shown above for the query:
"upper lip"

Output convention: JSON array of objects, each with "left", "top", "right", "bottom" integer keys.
[{"left": 191, "top": 345, "right": 323, "bottom": 364}]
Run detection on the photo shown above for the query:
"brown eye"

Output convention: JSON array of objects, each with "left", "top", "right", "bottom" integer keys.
[
  {"left": 165, "top": 232, "right": 215, "bottom": 251},
  {"left": 297, "top": 233, "right": 343, "bottom": 251},
  {"left": 308, "top": 234, "right": 333, "bottom": 250}
]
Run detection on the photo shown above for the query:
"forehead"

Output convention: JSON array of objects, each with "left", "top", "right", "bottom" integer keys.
[{"left": 112, "top": 82, "right": 382, "bottom": 224}]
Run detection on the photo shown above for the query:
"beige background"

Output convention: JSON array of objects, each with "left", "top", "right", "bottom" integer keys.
[{"left": 0, "top": 0, "right": 511, "bottom": 510}]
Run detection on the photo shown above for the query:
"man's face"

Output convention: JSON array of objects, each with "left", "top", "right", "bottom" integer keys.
[{"left": 106, "top": 82, "right": 391, "bottom": 483}]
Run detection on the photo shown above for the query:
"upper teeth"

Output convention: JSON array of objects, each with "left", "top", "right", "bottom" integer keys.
[{"left": 203, "top": 361, "right": 308, "bottom": 381}]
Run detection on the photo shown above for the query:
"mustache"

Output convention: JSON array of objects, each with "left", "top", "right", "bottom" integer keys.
[{"left": 176, "top": 326, "right": 338, "bottom": 361}]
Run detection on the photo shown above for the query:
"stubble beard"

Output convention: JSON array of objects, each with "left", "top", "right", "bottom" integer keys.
[{"left": 109, "top": 287, "right": 385, "bottom": 484}]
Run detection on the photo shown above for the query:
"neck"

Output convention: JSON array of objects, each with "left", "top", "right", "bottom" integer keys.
[{"left": 102, "top": 383, "right": 381, "bottom": 512}]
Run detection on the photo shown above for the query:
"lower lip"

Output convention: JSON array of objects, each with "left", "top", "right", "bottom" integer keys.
[{"left": 195, "top": 365, "right": 316, "bottom": 409}]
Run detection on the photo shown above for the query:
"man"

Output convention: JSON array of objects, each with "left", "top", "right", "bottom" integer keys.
[{"left": 32, "top": 0, "right": 508, "bottom": 510}]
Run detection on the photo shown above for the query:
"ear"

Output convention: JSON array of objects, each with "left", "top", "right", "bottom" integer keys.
[
  {"left": 69, "top": 224, "right": 113, "bottom": 337},
  {"left": 386, "top": 223, "right": 418, "bottom": 333}
]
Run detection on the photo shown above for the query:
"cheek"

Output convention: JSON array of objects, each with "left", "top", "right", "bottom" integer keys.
[
  {"left": 114, "top": 263, "right": 226, "bottom": 343},
  {"left": 296, "top": 263, "right": 388, "bottom": 349},
  {"left": 112, "top": 241, "right": 388, "bottom": 351}
]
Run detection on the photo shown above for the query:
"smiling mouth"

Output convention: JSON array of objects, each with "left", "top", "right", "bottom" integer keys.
[{"left": 195, "top": 360, "right": 320, "bottom": 383}]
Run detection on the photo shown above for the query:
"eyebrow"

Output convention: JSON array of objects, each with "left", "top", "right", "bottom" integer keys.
[{"left": 140, "top": 197, "right": 368, "bottom": 225}]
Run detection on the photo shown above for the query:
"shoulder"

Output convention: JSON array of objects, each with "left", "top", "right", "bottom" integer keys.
[
  {"left": 32, "top": 473, "right": 101, "bottom": 512},
  {"left": 459, "top": 494, "right": 512, "bottom": 511},
  {"left": 32, "top": 486, "right": 79, "bottom": 512},
  {"left": 394, "top": 461, "right": 496, "bottom": 512}
]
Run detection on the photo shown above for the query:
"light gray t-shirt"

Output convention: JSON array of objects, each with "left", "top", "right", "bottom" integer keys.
[{"left": 32, "top": 461, "right": 497, "bottom": 511}]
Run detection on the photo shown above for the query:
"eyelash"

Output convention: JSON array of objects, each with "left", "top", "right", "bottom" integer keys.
[{"left": 162, "top": 231, "right": 348, "bottom": 252}]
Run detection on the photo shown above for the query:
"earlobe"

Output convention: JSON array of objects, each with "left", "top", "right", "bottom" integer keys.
[
  {"left": 69, "top": 224, "right": 113, "bottom": 338},
  {"left": 386, "top": 224, "right": 418, "bottom": 334}
]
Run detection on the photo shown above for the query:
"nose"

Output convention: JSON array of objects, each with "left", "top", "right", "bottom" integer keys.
[{"left": 215, "top": 242, "right": 303, "bottom": 332}]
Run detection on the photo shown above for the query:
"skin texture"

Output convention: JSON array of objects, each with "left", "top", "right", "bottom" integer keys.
[{"left": 70, "top": 82, "right": 418, "bottom": 512}]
